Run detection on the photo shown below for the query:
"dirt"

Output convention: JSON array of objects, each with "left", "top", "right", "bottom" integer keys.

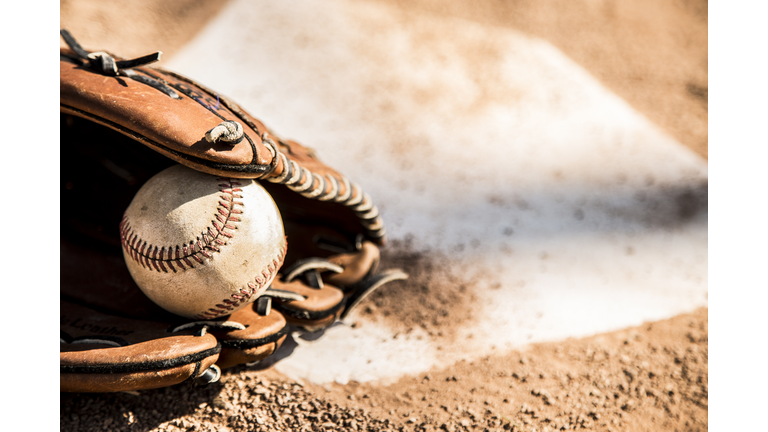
[
  {"left": 364, "top": 242, "right": 480, "bottom": 341},
  {"left": 320, "top": 308, "right": 709, "bottom": 432},
  {"left": 373, "top": 0, "right": 709, "bottom": 160},
  {"left": 60, "top": 1, "right": 708, "bottom": 431},
  {"left": 60, "top": 308, "right": 707, "bottom": 431}
]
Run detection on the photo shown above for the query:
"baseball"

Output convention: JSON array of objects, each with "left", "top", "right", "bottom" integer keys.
[{"left": 120, "top": 164, "right": 287, "bottom": 319}]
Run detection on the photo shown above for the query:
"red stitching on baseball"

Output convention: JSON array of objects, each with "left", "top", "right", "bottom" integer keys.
[
  {"left": 120, "top": 178, "right": 244, "bottom": 271},
  {"left": 191, "top": 246, "right": 287, "bottom": 320}
]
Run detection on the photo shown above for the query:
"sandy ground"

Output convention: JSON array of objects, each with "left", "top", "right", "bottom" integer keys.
[
  {"left": 61, "top": 308, "right": 707, "bottom": 431},
  {"left": 60, "top": 1, "right": 708, "bottom": 430}
]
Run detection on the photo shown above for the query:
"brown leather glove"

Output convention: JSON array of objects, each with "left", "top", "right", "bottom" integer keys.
[
  {"left": 264, "top": 221, "right": 408, "bottom": 333},
  {"left": 60, "top": 299, "right": 222, "bottom": 393},
  {"left": 60, "top": 29, "right": 405, "bottom": 392}
]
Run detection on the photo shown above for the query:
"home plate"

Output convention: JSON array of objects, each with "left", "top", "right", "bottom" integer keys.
[{"left": 166, "top": 0, "right": 707, "bottom": 384}]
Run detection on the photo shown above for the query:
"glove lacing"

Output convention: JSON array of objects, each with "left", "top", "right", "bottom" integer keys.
[{"left": 60, "top": 29, "right": 181, "bottom": 100}]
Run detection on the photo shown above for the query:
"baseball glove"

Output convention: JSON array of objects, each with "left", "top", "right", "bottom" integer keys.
[{"left": 60, "top": 30, "right": 407, "bottom": 393}]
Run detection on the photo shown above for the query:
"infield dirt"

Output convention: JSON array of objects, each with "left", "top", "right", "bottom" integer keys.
[{"left": 60, "top": 308, "right": 707, "bottom": 431}]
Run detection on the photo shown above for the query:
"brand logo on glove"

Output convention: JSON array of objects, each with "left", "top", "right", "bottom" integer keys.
[{"left": 61, "top": 316, "right": 135, "bottom": 337}]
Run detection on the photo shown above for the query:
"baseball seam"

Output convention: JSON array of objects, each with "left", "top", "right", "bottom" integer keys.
[
  {"left": 195, "top": 245, "right": 286, "bottom": 320},
  {"left": 120, "top": 178, "right": 244, "bottom": 272}
]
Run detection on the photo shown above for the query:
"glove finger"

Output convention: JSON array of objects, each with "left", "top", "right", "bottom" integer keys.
[
  {"left": 60, "top": 300, "right": 221, "bottom": 393},
  {"left": 278, "top": 220, "right": 381, "bottom": 288},
  {"left": 324, "top": 241, "right": 381, "bottom": 289},
  {"left": 207, "top": 298, "right": 288, "bottom": 369},
  {"left": 267, "top": 279, "right": 345, "bottom": 332},
  {"left": 60, "top": 47, "right": 273, "bottom": 179}
]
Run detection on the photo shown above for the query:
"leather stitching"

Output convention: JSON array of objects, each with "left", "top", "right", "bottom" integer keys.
[
  {"left": 196, "top": 246, "right": 286, "bottom": 320},
  {"left": 120, "top": 178, "right": 244, "bottom": 271}
]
